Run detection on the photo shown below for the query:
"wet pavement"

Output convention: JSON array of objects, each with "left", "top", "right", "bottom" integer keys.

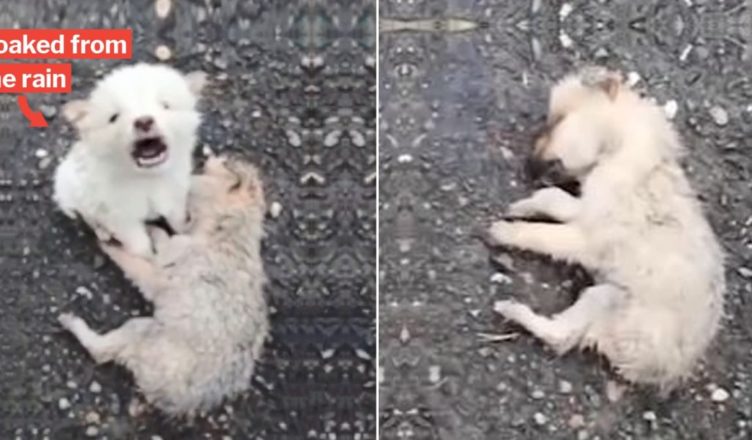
[
  {"left": 0, "top": 1, "right": 375, "bottom": 438},
  {"left": 379, "top": 1, "right": 752, "bottom": 439}
]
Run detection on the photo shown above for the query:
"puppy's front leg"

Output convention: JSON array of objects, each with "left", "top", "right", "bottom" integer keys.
[
  {"left": 485, "top": 220, "right": 587, "bottom": 263},
  {"left": 162, "top": 190, "right": 190, "bottom": 234},
  {"left": 100, "top": 242, "right": 165, "bottom": 300},
  {"left": 109, "top": 224, "right": 153, "bottom": 258},
  {"left": 148, "top": 226, "right": 191, "bottom": 264},
  {"left": 507, "top": 187, "right": 580, "bottom": 222}
]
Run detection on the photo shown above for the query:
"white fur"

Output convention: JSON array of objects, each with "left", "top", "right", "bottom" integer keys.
[
  {"left": 489, "top": 67, "right": 725, "bottom": 389},
  {"left": 53, "top": 63, "right": 206, "bottom": 256},
  {"left": 59, "top": 157, "right": 268, "bottom": 416}
]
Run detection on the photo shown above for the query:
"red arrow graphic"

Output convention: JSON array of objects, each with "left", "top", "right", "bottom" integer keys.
[{"left": 17, "top": 95, "right": 48, "bottom": 128}]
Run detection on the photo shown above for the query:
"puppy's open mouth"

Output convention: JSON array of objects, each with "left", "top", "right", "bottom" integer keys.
[{"left": 132, "top": 137, "right": 168, "bottom": 168}]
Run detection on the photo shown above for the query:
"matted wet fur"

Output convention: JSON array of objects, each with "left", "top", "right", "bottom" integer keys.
[
  {"left": 58, "top": 156, "right": 269, "bottom": 416},
  {"left": 485, "top": 67, "right": 725, "bottom": 390}
]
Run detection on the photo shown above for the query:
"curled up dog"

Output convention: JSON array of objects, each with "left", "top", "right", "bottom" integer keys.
[
  {"left": 58, "top": 156, "right": 269, "bottom": 416},
  {"left": 483, "top": 67, "right": 725, "bottom": 390}
]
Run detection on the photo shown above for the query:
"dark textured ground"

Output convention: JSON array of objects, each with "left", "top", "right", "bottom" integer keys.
[
  {"left": 379, "top": 1, "right": 752, "bottom": 439},
  {"left": 0, "top": 1, "right": 375, "bottom": 438}
]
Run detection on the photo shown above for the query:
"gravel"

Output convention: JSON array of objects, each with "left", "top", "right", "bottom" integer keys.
[
  {"left": 379, "top": 1, "right": 752, "bottom": 439},
  {"left": 1, "top": 1, "right": 375, "bottom": 438}
]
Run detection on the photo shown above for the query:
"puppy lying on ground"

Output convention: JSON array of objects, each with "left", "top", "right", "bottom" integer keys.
[
  {"left": 54, "top": 63, "right": 206, "bottom": 257},
  {"left": 484, "top": 67, "right": 725, "bottom": 389},
  {"left": 59, "top": 156, "right": 269, "bottom": 416}
]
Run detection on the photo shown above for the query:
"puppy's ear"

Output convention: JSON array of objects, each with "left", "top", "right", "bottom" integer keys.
[
  {"left": 595, "top": 71, "right": 622, "bottom": 101},
  {"left": 62, "top": 100, "right": 89, "bottom": 126},
  {"left": 185, "top": 71, "right": 208, "bottom": 96},
  {"left": 227, "top": 160, "right": 263, "bottom": 198}
]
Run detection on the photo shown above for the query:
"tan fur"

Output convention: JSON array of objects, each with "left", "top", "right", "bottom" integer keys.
[
  {"left": 59, "top": 156, "right": 268, "bottom": 415},
  {"left": 488, "top": 67, "right": 725, "bottom": 389}
]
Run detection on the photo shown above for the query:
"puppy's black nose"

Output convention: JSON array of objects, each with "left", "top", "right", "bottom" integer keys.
[
  {"left": 526, "top": 157, "right": 550, "bottom": 180},
  {"left": 526, "top": 158, "right": 568, "bottom": 184},
  {"left": 134, "top": 116, "right": 154, "bottom": 132}
]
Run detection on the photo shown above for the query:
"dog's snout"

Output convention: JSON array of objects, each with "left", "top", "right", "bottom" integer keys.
[
  {"left": 134, "top": 116, "right": 155, "bottom": 132},
  {"left": 526, "top": 157, "right": 550, "bottom": 180},
  {"left": 527, "top": 158, "right": 567, "bottom": 184}
]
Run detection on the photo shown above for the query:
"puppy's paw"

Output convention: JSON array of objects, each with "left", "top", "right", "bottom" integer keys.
[
  {"left": 58, "top": 313, "right": 84, "bottom": 332},
  {"left": 471, "top": 224, "right": 495, "bottom": 246},
  {"left": 147, "top": 226, "right": 170, "bottom": 246},
  {"left": 506, "top": 198, "right": 536, "bottom": 219},
  {"left": 486, "top": 220, "right": 516, "bottom": 247},
  {"left": 493, "top": 299, "right": 528, "bottom": 321}
]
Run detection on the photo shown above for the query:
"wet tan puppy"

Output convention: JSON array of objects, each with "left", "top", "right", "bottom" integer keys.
[
  {"left": 485, "top": 67, "right": 725, "bottom": 389},
  {"left": 59, "top": 156, "right": 268, "bottom": 416}
]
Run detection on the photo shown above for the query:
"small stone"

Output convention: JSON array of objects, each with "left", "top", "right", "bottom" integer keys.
[
  {"left": 93, "top": 254, "right": 106, "bottom": 269},
  {"left": 605, "top": 380, "right": 625, "bottom": 402},
  {"left": 737, "top": 267, "right": 752, "bottom": 279},
  {"left": 85, "top": 411, "right": 100, "bottom": 424},
  {"left": 285, "top": 129, "right": 302, "bottom": 147},
  {"left": 568, "top": 414, "right": 585, "bottom": 429},
  {"left": 89, "top": 381, "right": 102, "bottom": 393},
  {"left": 559, "top": 3, "right": 573, "bottom": 19},
  {"left": 531, "top": 389, "right": 545, "bottom": 399},
  {"left": 490, "top": 272, "right": 512, "bottom": 285},
  {"left": 559, "top": 380, "right": 573, "bottom": 394},
  {"left": 75, "top": 286, "right": 93, "bottom": 300},
  {"left": 626, "top": 71, "right": 641, "bottom": 87},
  {"left": 642, "top": 411, "right": 656, "bottom": 422},
  {"left": 428, "top": 365, "right": 441, "bottom": 383},
  {"left": 58, "top": 398, "right": 71, "bottom": 410},
  {"left": 533, "top": 412, "right": 548, "bottom": 426},
  {"left": 155, "top": 0, "right": 171, "bottom": 18},
  {"left": 40, "top": 105, "right": 57, "bottom": 119},
  {"left": 709, "top": 106, "right": 729, "bottom": 126},
  {"left": 324, "top": 130, "right": 342, "bottom": 147},
  {"left": 85, "top": 426, "right": 98, "bottom": 437},
  {"left": 559, "top": 32, "right": 573, "bottom": 48},
  {"left": 663, "top": 100, "right": 678, "bottom": 120},
  {"left": 38, "top": 157, "right": 54, "bottom": 170},
  {"left": 66, "top": 380, "right": 77, "bottom": 389},
  {"left": 35, "top": 148, "right": 48, "bottom": 158},
  {"left": 155, "top": 45, "right": 172, "bottom": 61},
  {"left": 711, "top": 387, "right": 730, "bottom": 402},
  {"left": 349, "top": 130, "right": 366, "bottom": 147},
  {"left": 269, "top": 202, "right": 283, "bottom": 219},
  {"left": 213, "top": 56, "right": 228, "bottom": 70},
  {"left": 594, "top": 47, "right": 608, "bottom": 58},
  {"left": 151, "top": 436, "right": 164, "bottom": 440}
]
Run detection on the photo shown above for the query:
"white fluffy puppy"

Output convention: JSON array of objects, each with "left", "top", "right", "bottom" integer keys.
[
  {"left": 54, "top": 63, "right": 206, "bottom": 256},
  {"left": 59, "top": 156, "right": 269, "bottom": 416},
  {"left": 485, "top": 67, "right": 725, "bottom": 389}
]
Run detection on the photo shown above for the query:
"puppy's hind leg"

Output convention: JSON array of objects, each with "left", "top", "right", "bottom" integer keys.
[
  {"left": 494, "top": 284, "right": 625, "bottom": 354},
  {"left": 58, "top": 314, "right": 154, "bottom": 364}
]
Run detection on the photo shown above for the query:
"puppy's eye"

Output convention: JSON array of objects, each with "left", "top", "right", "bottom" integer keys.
[
  {"left": 162, "top": 102, "right": 170, "bottom": 110},
  {"left": 109, "top": 113, "right": 119, "bottom": 123}
]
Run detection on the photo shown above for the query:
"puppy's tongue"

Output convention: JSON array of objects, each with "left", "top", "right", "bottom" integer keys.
[
  {"left": 133, "top": 138, "right": 168, "bottom": 168},
  {"left": 139, "top": 142, "right": 162, "bottom": 158}
]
